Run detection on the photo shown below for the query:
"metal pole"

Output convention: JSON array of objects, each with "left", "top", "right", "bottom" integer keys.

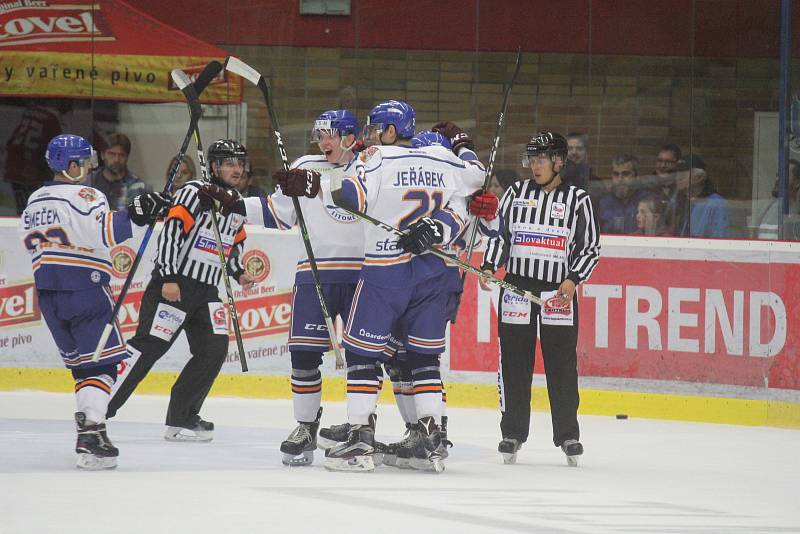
[{"left": 777, "top": 0, "right": 792, "bottom": 239}]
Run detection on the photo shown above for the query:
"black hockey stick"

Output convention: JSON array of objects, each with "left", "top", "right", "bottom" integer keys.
[
  {"left": 452, "top": 47, "right": 522, "bottom": 323},
  {"left": 223, "top": 56, "right": 345, "bottom": 369},
  {"left": 92, "top": 60, "right": 220, "bottom": 362},
  {"left": 172, "top": 67, "right": 249, "bottom": 373},
  {"left": 328, "top": 181, "right": 543, "bottom": 306}
]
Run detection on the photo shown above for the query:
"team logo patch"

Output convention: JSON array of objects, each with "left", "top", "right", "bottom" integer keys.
[
  {"left": 540, "top": 290, "right": 574, "bottom": 326},
  {"left": 90, "top": 270, "right": 101, "bottom": 283},
  {"left": 324, "top": 204, "right": 358, "bottom": 223},
  {"left": 359, "top": 145, "right": 380, "bottom": 162},
  {"left": 550, "top": 202, "right": 566, "bottom": 219},
  {"left": 78, "top": 188, "right": 97, "bottom": 203},
  {"left": 513, "top": 199, "right": 537, "bottom": 209},
  {"left": 243, "top": 249, "right": 271, "bottom": 283},
  {"left": 208, "top": 302, "right": 229, "bottom": 335},
  {"left": 110, "top": 245, "right": 136, "bottom": 278}
]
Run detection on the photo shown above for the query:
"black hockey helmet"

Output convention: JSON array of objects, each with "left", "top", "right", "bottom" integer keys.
[
  {"left": 208, "top": 139, "right": 248, "bottom": 166},
  {"left": 521, "top": 131, "right": 568, "bottom": 167}
]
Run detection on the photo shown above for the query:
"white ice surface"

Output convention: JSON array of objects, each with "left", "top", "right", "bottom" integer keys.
[{"left": 0, "top": 391, "right": 798, "bottom": 534}]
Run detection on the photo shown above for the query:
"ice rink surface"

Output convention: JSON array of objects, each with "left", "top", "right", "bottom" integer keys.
[{"left": 0, "top": 391, "right": 798, "bottom": 534}]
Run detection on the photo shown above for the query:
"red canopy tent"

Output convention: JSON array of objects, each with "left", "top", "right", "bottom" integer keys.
[{"left": 0, "top": 0, "right": 241, "bottom": 103}]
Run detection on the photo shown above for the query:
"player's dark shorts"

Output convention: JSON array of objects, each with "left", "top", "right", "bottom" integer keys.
[
  {"left": 343, "top": 272, "right": 450, "bottom": 358},
  {"left": 288, "top": 282, "right": 357, "bottom": 353},
  {"left": 38, "top": 286, "right": 127, "bottom": 370}
]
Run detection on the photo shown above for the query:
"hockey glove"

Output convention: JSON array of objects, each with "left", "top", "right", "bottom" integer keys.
[
  {"left": 128, "top": 192, "right": 171, "bottom": 226},
  {"left": 199, "top": 183, "right": 246, "bottom": 216},
  {"left": 432, "top": 121, "right": 475, "bottom": 154},
  {"left": 398, "top": 217, "right": 444, "bottom": 255},
  {"left": 274, "top": 169, "right": 321, "bottom": 198},
  {"left": 468, "top": 189, "right": 499, "bottom": 220}
]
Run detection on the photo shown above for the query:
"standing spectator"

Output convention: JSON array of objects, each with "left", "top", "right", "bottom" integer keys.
[
  {"left": 597, "top": 154, "right": 650, "bottom": 234},
  {"left": 166, "top": 155, "right": 196, "bottom": 193},
  {"left": 561, "top": 132, "right": 602, "bottom": 199},
  {"left": 671, "top": 155, "right": 729, "bottom": 238},
  {"left": 488, "top": 168, "right": 520, "bottom": 199},
  {"left": 88, "top": 133, "right": 151, "bottom": 210},
  {"left": 633, "top": 194, "right": 670, "bottom": 236},
  {"left": 3, "top": 103, "right": 63, "bottom": 214},
  {"left": 481, "top": 131, "right": 600, "bottom": 466}
]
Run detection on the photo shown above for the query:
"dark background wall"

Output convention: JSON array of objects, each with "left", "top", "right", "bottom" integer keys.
[{"left": 128, "top": 0, "right": 799, "bottom": 230}]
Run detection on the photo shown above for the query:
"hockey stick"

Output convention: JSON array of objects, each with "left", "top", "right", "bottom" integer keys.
[
  {"left": 452, "top": 47, "right": 522, "bottom": 323},
  {"left": 92, "top": 61, "right": 221, "bottom": 363},
  {"left": 223, "top": 56, "right": 345, "bottom": 369},
  {"left": 172, "top": 67, "right": 249, "bottom": 373},
  {"left": 328, "top": 185, "right": 543, "bottom": 306}
]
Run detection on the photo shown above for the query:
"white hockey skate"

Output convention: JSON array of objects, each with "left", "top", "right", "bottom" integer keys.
[
  {"left": 164, "top": 419, "right": 214, "bottom": 442},
  {"left": 561, "top": 439, "right": 583, "bottom": 467},
  {"left": 75, "top": 412, "right": 118, "bottom": 471},
  {"left": 498, "top": 438, "right": 521, "bottom": 464},
  {"left": 280, "top": 408, "right": 322, "bottom": 466},
  {"left": 323, "top": 424, "right": 375, "bottom": 473}
]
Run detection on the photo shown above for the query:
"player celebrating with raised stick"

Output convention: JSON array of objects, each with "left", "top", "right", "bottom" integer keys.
[
  {"left": 106, "top": 139, "right": 255, "bottom": 442},
  {"left": 200, "top": 110, "right": 364, "bottom": 466},
  {"left": 19, "top": 134, "right": 170, "bottom": 469}
]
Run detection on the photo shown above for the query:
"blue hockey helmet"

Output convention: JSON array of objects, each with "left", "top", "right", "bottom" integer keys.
[
  {"left": 46, "top": 134, "right": 96, "bottom": 173},
  {"left": 310, "top": 109, "right": 359, "bottom": 143},
  {"left": 411, "top": 130, "right": 452, "bottom": 150},
  {"left": 364, "top": 100, "right": 416, "bottom": 142}
]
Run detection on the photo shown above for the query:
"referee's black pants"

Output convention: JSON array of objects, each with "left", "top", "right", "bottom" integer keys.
[
  {"left": 497, "top": 273, "right": 580, "bottom": 447},
  {"left": 107, "top": 276, "right": 229, "bottom": 428}
]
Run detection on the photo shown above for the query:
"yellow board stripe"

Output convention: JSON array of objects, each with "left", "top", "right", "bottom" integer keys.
[{"left": 0, "top": 368, "right": 797, "bottom": 429}]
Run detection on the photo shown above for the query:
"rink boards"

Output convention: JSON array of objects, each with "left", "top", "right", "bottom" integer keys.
[{"left": 1, "top": 219, "right": 798, "bottom": 428}]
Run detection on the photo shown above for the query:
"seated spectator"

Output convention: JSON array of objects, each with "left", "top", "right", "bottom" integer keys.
[
  {"left": 87, "top": 133, "right": 151, "bottom": 210},
  {"left": 671, "top": 155, "right": 729, "bottom": 238},
  {"left": 166, "top": 155, "right": 196, "bottom": 192},
  {"left": 654, "top": 143, "right": 682, "bottom": 195},
  {"left": 756, "top": 159, "right": 800, "bottom": 239},
  {"left": 562, "top": 132, "right": 603, "bottom": 200},
  {"left": 597, "top": 154, "right": 651, "bottom": 234},
  {"left": 238, "top": 167, "right": 267, "bottom": 198},
  {"left": 488, "top": 168, "right": 520, "bottom": 199},
  {"left": 634, "top": 194, "right": 670, "bottom": 236}
]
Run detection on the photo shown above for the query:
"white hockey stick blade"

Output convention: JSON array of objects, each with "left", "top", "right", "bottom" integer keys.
[
  {"left": 91, "top": 323, "right": 113, "bottom": 362},
  {"left": 224, "top": 56, "right": 261, "bottom": 85},
  {"left": 170, "top": 68, "right": 192, "bottom": 90}
]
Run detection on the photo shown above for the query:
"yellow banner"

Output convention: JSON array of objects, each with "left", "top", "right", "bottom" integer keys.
[{"left": 0, "top": 51, "right": 241, "bottom": 103}]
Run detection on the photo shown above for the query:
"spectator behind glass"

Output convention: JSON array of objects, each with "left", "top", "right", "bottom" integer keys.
[
  {"left": 756, "top": 159, "right": 800, "bottom": 239},
  {"left": 634, "top": 194, "right": 670, "bottom": 236},
  {"left": 87, "top": 133, "right": 151, "bottom": 210},
  {"left": 561, "top": 132, "right": 602, "bottom": 199},
  {"left": 166, "top": 155, "right": 196, "bottom": 192},
  {"left": 237, "top": 167, "right": 267, "bottom": 198},
  {"left": 597, "top": 154, "right": 651, "bottom": 234},
  {"left": 488, "top": 168, "right": 520, "bottom": 199},
  {"left": 654, "top": 143, "right": 682, "bottom": 198},
  {"left": 671, "top": 154, "right": 729, "bottom": 238}
]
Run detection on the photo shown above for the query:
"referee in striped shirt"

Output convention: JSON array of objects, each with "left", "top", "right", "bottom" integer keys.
[
  {"left": 107, "top": 139, "right": 255, "bottom": 441},
  {"left": 480, "top": 132, "right": 600, "bottom": 465}
]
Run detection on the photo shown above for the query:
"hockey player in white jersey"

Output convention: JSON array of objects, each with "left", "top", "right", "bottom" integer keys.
[
  {"left": 200, "top": 110, "right": 364, "bottom": 466},
  {"left": 377, "top": 128, "right": 500, "bottom": 468},
  {"left": 322, "top": 100, "right": 478, "bottom": 473},
  {"left": 19, "top": 134, "right": 169, "bottom": 470}
]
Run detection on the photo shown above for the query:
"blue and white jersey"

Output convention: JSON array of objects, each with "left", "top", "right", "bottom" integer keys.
[
  {"left": 19, "top": 181, "right": 134, "bottom": 291},
  {"left": 243, "top": 155, "right": 365, "bottom": 285},
  {"left": 338, "top": 144, "right": 470, "bottom": 288}
]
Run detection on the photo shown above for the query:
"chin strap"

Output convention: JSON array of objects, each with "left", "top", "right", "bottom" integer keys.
[{"left": 61, "top": 168, "right": 86, "bottom": 183}]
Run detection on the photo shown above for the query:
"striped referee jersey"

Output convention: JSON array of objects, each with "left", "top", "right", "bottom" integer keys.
[
  {"left": 156, "top": 180, "right": 246, "bottom": 286},
  {"left": 482, "top": 180, "right": 600, "bottom": 284}
]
